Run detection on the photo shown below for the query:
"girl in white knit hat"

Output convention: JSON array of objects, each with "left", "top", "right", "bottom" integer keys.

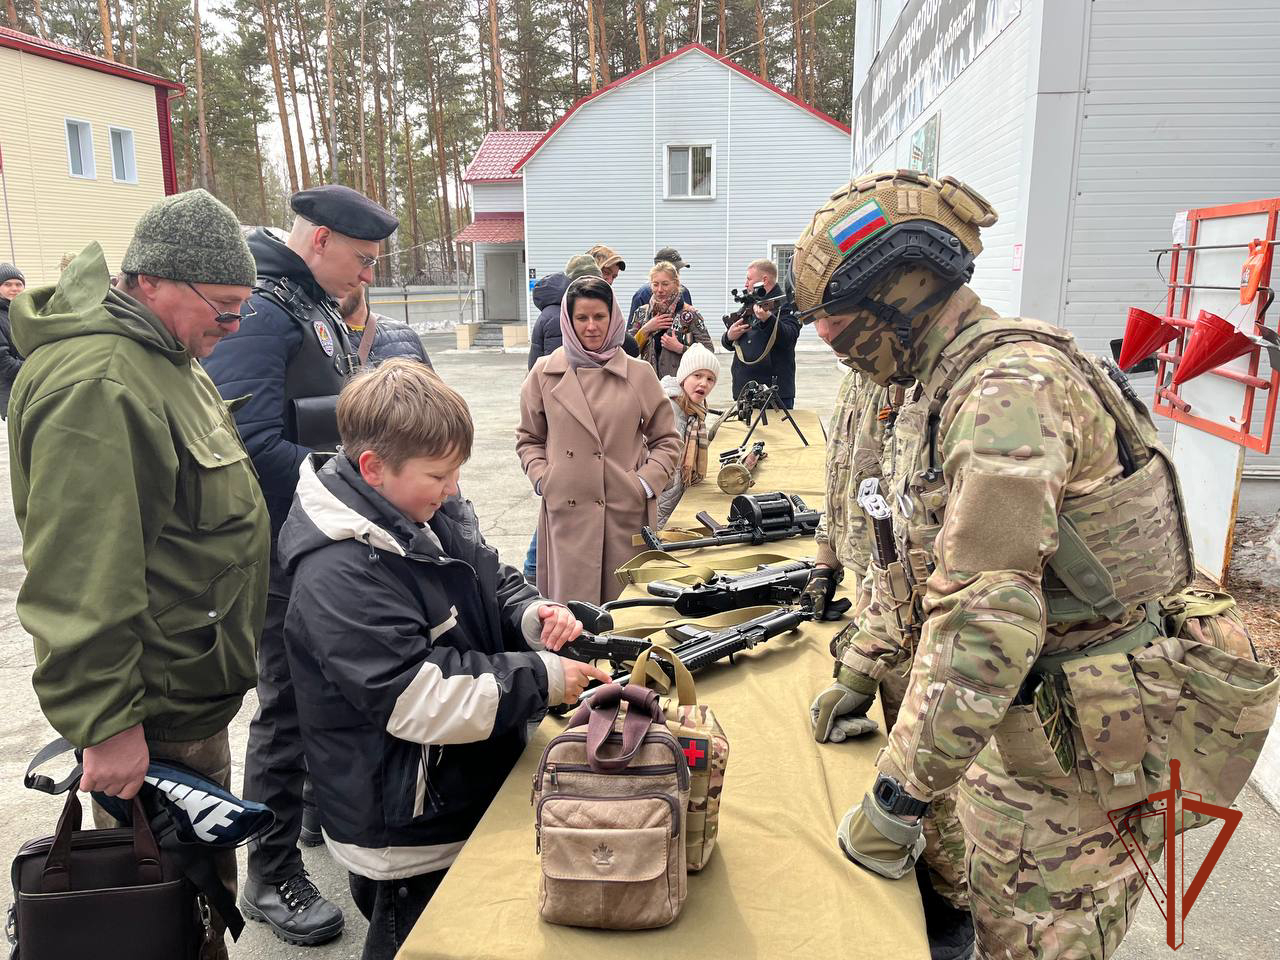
[{"left": 656, "top": 343, "right": 721, "bottom": 528}]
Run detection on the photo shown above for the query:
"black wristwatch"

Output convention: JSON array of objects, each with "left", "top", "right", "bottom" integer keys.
[{"left": 872, "top": 774, "right": 930, "bottom": 818}]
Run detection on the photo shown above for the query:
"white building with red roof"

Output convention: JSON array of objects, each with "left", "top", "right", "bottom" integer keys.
[
  {"left": 458, "top": 130, "right": 544, "bottom": 328},
  {"left": 456, "top": 44, "right": 849, "bottom": 334},
  {"left": 0, "top": 26, "right": 182, "bottom": 284}
]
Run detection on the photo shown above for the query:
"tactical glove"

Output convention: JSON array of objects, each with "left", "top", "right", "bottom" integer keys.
[
  {"left": 800, "top": 565, "right": 851, "bottom": 621},
  {"left": 810, "top": 665, "right": 879, "bottom": 743},
  {"left": 836, "top": 796, "right": 926, "bottom": 881}
]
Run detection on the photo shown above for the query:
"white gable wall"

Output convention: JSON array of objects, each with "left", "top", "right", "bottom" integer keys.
[
  {"left": 470, "top": 181, "right": 524, "bottom": 213},
  {"left": 523, "top": 49, "right": 849, "bottom": 343}
]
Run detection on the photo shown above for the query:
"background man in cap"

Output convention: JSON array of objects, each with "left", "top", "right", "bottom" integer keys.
[
  {"left": 588, "top": 243, "right": 625, "bottom": 284},
  {"left": 628, "top": 245, "right": 694, "bottom": 321},
  {"left": 0, "top": 262, "right": 26, "bottom": 416},
  {"left": 203, "top": 183, "right": 398, "bottom": 946},
  {"left": 6, "top": 189, "right": 270, "bottom": 959}
]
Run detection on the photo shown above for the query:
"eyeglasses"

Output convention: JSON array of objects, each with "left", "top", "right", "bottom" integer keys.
[
  {"left": 332, "top": 233, "right": 380, "bottom": 269},
  {"left": 186, "top": 283, "right": 257, "bottom": 325}
]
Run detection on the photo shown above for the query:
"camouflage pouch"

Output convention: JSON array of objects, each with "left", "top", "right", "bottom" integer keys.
[
  {"left": 1063, "top": 652, "right": 1150, "bottom": 813},
  {"left": 1130, "top": 635, "right": 1279, "bottom": 846},
  {"left": 993, "top": 678, "right": 1073, "bottom": 779},
  {"left": 629, "top": 647, "right": 729, "bottom": 872},
  {"left": 1160, "top": 589, "right": 1258, "bottom": 660}
]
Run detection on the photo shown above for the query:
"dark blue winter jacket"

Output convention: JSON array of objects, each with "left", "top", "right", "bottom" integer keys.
[{"left": 202, "top": 228, "right": 349, "bottom": 535}]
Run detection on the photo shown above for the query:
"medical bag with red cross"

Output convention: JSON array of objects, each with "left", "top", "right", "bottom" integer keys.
[{"left": 627, "top": 646, "right": 730, "bottom": 872}]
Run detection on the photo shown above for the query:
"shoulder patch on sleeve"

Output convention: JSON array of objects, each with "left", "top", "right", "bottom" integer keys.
[
  {"left": 965, "top": 375, "right": 1045, "bottom": 459},
  {"left": 942, "top": 472, "right": 1053, "bottom": 576}
]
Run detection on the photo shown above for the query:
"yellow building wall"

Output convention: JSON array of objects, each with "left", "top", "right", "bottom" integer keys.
[{"left": 0, "top": 46, "right": 171, "bottom": 286}]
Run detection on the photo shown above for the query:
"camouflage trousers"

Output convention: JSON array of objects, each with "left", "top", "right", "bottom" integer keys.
[
  {"left": 959, "top": 731, "right": 1152, "bottom": 960},
  {"left": 968, "top": 854, "right": 1145, "bottom": 960},
  {"left": 881, "top": 659, "right": 969, "bottom": 910}
]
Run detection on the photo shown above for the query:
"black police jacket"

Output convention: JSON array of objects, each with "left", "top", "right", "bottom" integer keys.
[
  {"left": 202, "top": 228, "right": 354, "bottom": 535},
  {"left": 720, "top": 291, "right": 801, "bottom": 403}
]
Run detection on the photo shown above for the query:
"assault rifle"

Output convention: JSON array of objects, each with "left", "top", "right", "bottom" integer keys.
[
  {"left": 721, "top": 282, "right": 788, "bottom": 332},
  {"left": 717, "top": 440, "right": 767, "bottom": 495},
  {"left": 572, "top": 606, "right": 815, "bottom": 707},
  {"left": 639, "top": 492, "right": 821, "bottom": 554},
  {"left": 603, "top": 558, "right": 816, "bottom": 618}
]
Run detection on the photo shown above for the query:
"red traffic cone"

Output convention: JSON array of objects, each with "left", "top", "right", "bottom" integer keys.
[
  {"left": 1172, "top": 310, "right": 1256, "bottom": 385},
  {"left": 1118, "top": 307, "right": 1178, "bottom": 371}
]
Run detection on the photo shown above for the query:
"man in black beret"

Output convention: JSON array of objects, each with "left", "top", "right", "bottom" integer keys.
[{"left": 202, "top": 185, "right": 398, "bottom": 947}]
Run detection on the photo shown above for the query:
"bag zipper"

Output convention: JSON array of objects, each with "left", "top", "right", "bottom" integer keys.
[
  {"left": 535, "top": 792, "right": 682, "bottom": 839},
  {"left": 536, "top": 730, "right": 689, "bottom": 790}
]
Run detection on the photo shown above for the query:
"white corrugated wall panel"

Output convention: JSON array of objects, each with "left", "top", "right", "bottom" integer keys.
[
  {"left": 470, "top": 182, "right": 524, "bottom": 213},
  {"left": 1065, "top": 0, "right": 1280, "bottom": 471},
  {"left": 854, "top": 9, "right": 1033, "bottom": 316},
  {"left": 523, "top": 70, "right": 657, "bottom": 325}
]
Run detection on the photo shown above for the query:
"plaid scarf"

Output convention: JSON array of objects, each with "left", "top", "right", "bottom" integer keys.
[{"left": 677, "top": 393, "right": 709, "bottom": 486}]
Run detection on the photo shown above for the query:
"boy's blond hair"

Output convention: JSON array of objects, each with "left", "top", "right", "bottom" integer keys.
[{"left": 337, "top": 358, "right": 473, "bottom": 468}]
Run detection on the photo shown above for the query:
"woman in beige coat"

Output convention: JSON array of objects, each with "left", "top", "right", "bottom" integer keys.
[{"left": 518, "top": 276, "right": 681, "bottom": 605}]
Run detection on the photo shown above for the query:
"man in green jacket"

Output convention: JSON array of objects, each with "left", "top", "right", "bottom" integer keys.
[{"left": 7, "top": 189, "right": 270, "bottom": 959}]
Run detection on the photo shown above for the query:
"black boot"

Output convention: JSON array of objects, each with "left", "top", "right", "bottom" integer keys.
[
  {"left": 240, "top": 870, "right": 344, "bottom": 946},
  {"left": 300, "top": 802, "right": 323, "bottom": 848},
  {"left": 916, "top": 861, "right": 975, "bottom": 960}
]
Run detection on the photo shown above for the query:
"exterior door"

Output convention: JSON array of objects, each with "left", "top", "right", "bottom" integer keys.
[{"left": 484, "top": 252, "right": 519, "bottom": 321}]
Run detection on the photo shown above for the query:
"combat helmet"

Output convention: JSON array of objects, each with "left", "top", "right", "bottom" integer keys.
[{"left": 791, "top": 171, "right": 997, "bottom": 380}]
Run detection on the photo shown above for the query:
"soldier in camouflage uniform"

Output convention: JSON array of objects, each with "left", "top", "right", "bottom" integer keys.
[
  {"left": 804, "top": 365, "right": 973, "bottom": 960},
  {"left": 792, "top": 171, "right": 1198, "bottom": 960}
]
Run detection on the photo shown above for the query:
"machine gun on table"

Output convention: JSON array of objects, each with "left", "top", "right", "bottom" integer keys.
[
  {"left": 707, "top": 380, "right": 808, "bottom": 447},
  {"left": 640, "top": 492, "right": 821, "bottom": 554},
  {"left": 600, "top": 558, "right": 815, "bottom": 619},
  {"left": 559, "top": 605, "right": 815, "bottom": 710},
  {"left": 717, "top": 440, "right": 767, "bottom": 495}
]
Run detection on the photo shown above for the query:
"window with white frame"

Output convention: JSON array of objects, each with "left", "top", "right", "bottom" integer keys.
[
  {"left": 666, "top": 144, "right": 714, "bottom": 199},
  {"left": 771, "top": 243, "right": 795, "bottom": 288},
  {"left": 110, "top": 127, "right": 137, "bottom": 183},
  {"left": 65, "top": 119, "right": 95, "bottom": 179}
]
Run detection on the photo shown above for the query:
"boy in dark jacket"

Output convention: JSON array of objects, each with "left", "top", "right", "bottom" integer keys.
[{"left": 280, "top": 358, "right": 607, "bottom": 960}]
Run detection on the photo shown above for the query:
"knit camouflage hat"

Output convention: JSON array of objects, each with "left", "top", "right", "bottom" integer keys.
[
  {"left": 121, "top": 188, "right": 256, "bottom": 287},
  {"left": 564, "top": 254, "right": 603, "bottom": 281},
  {"left": 791, "top": 170, "right": 997, "bottom": 315}
]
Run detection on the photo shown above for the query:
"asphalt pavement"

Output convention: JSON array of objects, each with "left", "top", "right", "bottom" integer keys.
[{"left": 0, "top": 336, "right": 1274, "bottom": 958}]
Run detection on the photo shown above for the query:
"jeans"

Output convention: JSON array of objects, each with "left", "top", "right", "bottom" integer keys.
[
  {"left": 348, "top": 870, "right": 447, "bottom": 960},
  {"left": 524, "top": 529, "right": 538, "bottom": 579}
]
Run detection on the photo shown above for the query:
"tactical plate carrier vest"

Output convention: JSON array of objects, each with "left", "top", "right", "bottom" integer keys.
[{"left": 870, "top": 313, "right": 1194, "bottom": 650}]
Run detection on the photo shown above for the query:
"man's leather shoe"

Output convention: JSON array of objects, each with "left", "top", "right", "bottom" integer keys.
[{"left": 240, "top": 870, "right": 344, "bottom": 946}]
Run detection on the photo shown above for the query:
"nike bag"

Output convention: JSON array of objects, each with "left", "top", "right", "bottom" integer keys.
[
  {"left": 629, "top": 646, "right": 730, "bottom": 871},
  {"left": 533, "top": 683, "right": 689, "bottom": 929}
]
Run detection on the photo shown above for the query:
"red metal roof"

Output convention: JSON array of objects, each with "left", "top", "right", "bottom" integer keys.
[
  {"left": 0, "top": 26, "right": 183, "bottom": 91},
  {"left": 463, "top": 131, "right": 546, "bottom": 183},
  {"left": 455, "top": 213, "right": 525, "bottom": 245},
  {"left": 513, "top": 44, "right": 849, "bottom": 173}
]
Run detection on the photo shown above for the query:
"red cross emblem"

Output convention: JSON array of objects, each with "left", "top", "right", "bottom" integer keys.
[{"left": 680, "top": 737, "right": 708, "bottom": 771}]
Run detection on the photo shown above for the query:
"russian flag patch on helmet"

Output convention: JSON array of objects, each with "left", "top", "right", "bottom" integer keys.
[{"left": 828, "top": 199, "right": 890, "bottom": 257}]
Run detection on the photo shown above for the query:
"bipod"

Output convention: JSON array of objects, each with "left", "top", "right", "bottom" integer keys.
[{"left": 737, "top": 385, "right": 808, "bottom": 447}]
